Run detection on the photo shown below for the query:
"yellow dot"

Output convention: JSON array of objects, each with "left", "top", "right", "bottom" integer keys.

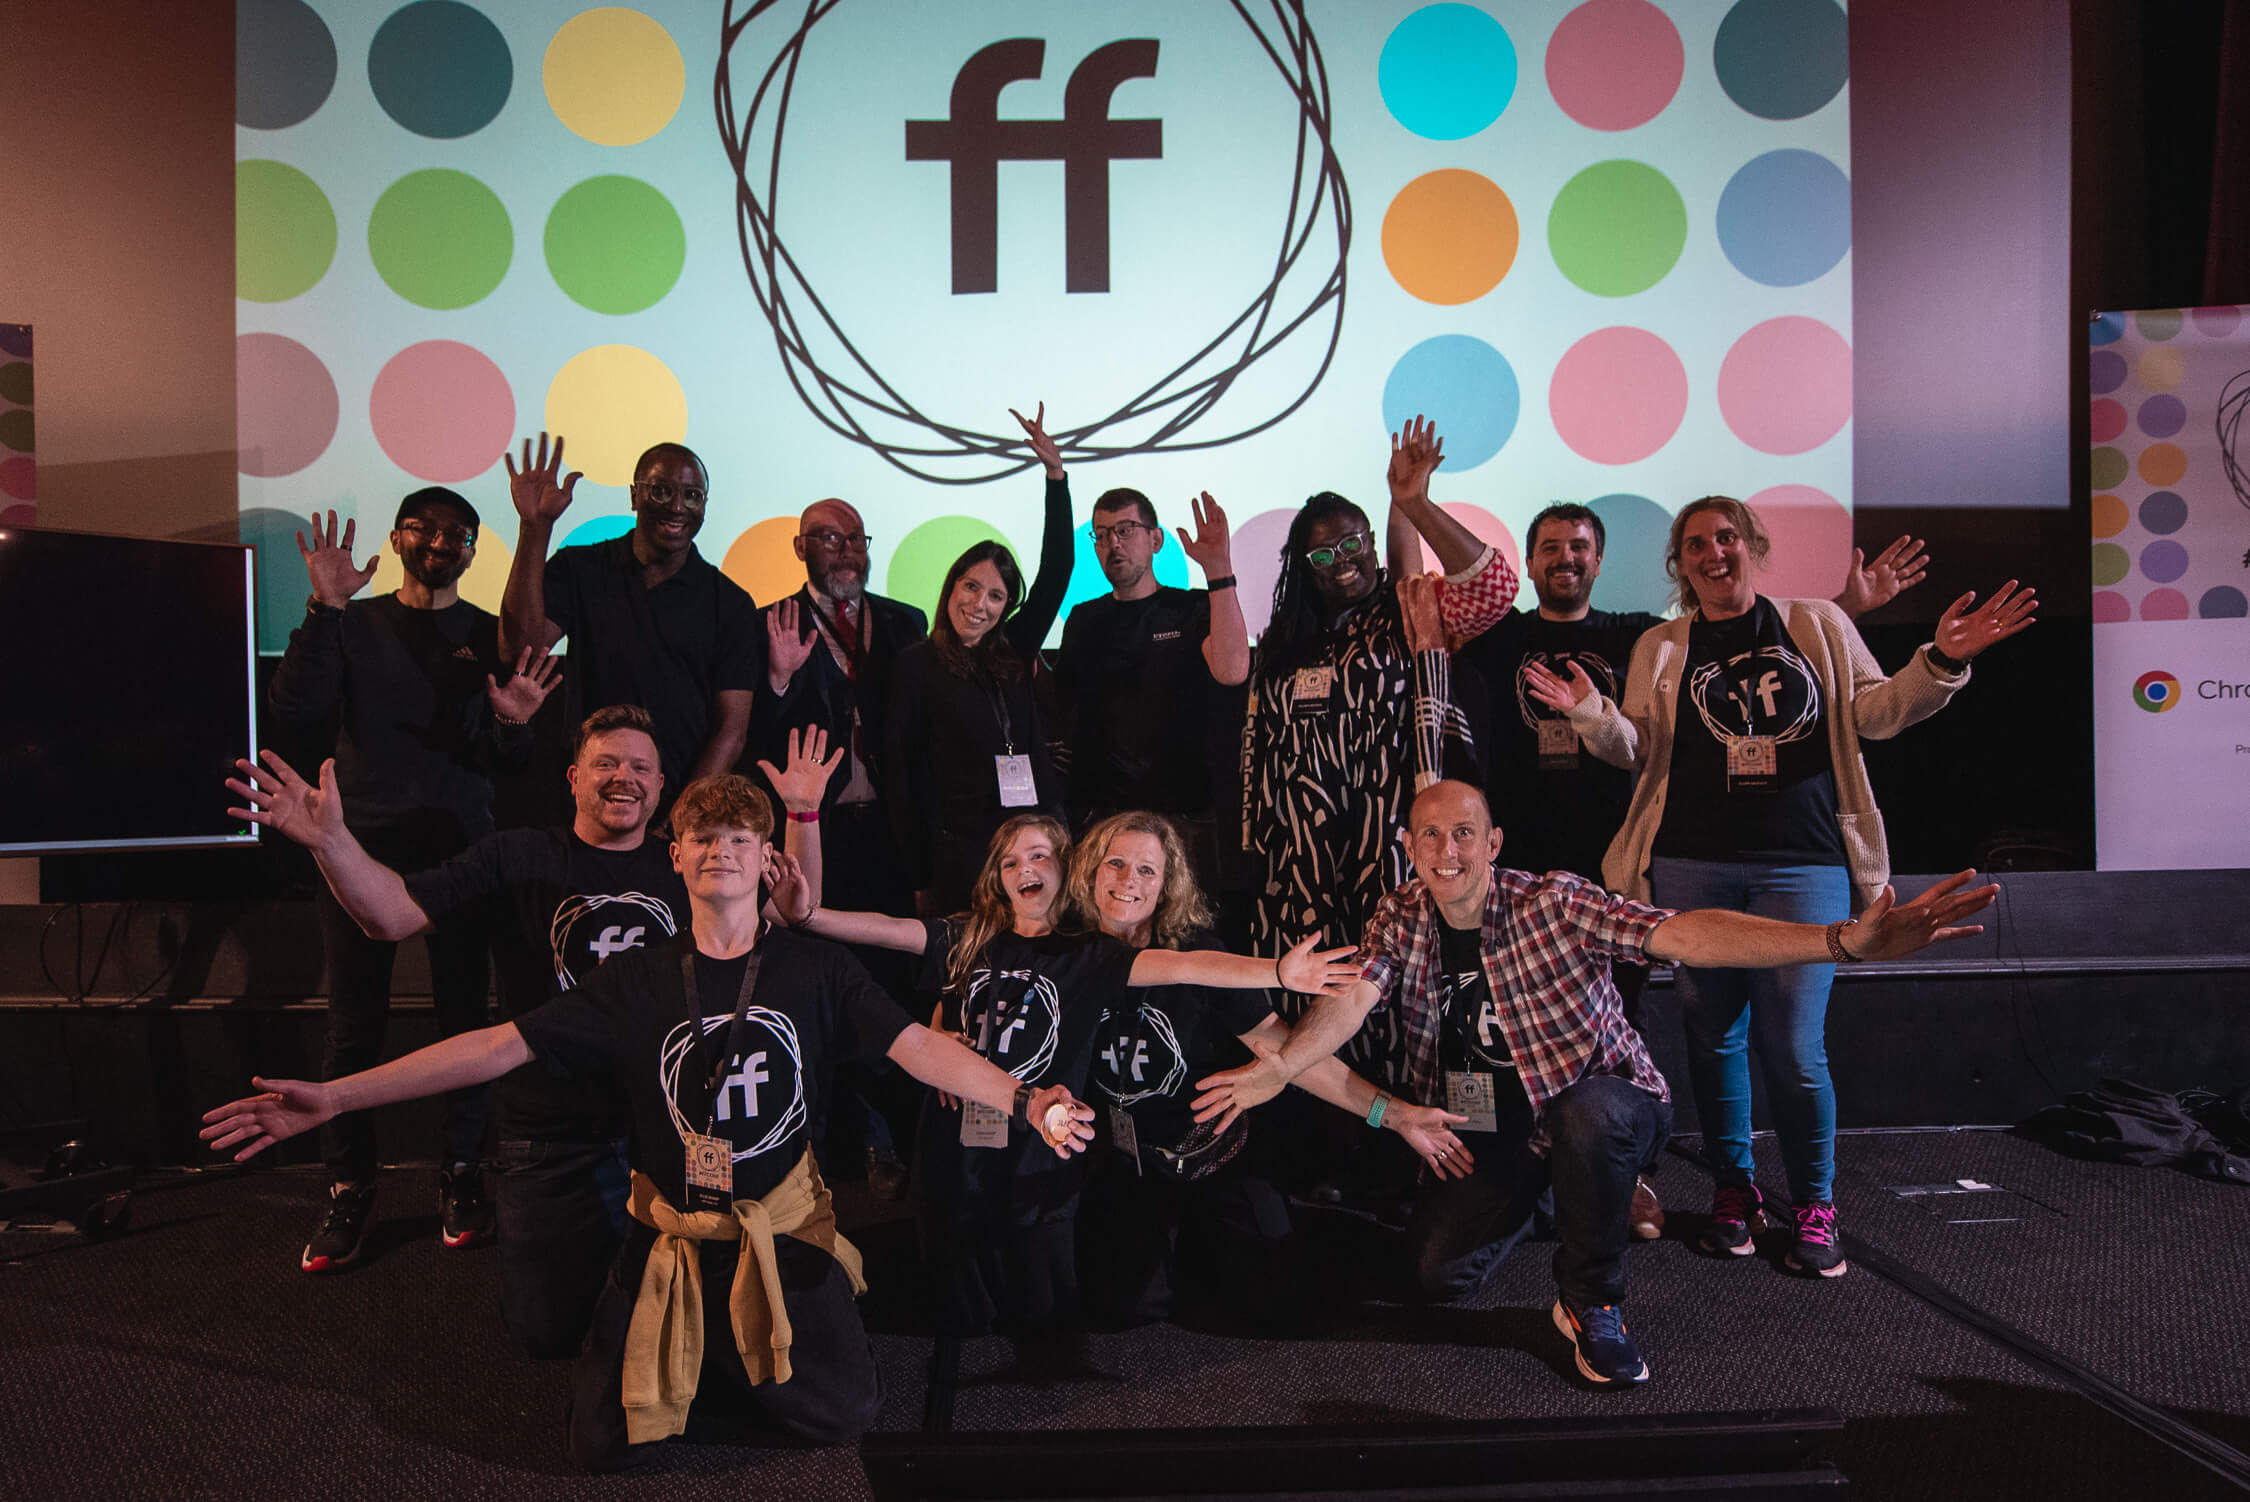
[
  {"left": 720, "top": 517, "right": 804, "bottom": 606},
  {"left": 544, "top": 345, "right": 688, "bottom": 487},
  {"left": 2138, "top": 346, "right": 2185, "bottom": 393},
  {"left": 367, "top": 527, "right": 516, "bottom": 615},
  {"left": 544, "top": 9, "right": 685, "bottom": 146}
]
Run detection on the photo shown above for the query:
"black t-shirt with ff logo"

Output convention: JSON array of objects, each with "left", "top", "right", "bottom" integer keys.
[
  {"left": 1433, "top": 920, "right": 1535, "bottom": 1143},
  {"left": 1088, "top": 928, "right": 1272, "bottom": 1164}
]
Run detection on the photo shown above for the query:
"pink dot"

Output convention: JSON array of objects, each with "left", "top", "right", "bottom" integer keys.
[
  {"left": 2141, "top": 588, "right": 2189, "bottom": 621},
  {"left": 1440, "top": 503, "right": 1520, "bottom": 582},
  {"left": 2091, "top": 591, "right": 2131, "bottom": 624},
  {"left": 0, "top": 502, "right": 34, "bottom": 527},
  {"left": 1744, "top": 485, "right": 1852, "bottom": 601},
  {"left": 1546, "top": 0, "right": 1683, "bottom": 131},
  {"left": 237, "top": 333, "right": 340, "bottom": 478},
  {"left": 369, "top": 341, "right": 515, "bottom": 484},
  {"left": 1718, "top": 317, "right": 1853, "bottom": 455},
  {"left": 0, "top": 456, "right": 33, "bottom": 501},
  {"left": 2190, "top": 305, "right": 2242, "bottom": 337},
  {"left": 2088, "top": 398, "right": 2127, "bottom": 444},
  {"left": 1550, "top": 327, "right": 1688, "bottom": 464},
  {"left": 1233, "top": 506, "right": 1300, "bottom": 641}
]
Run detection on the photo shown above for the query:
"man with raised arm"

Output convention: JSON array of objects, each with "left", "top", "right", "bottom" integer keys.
[
  {"left": 206, "top": 774, "right": 1096, "bottom": 1471},
  {"left": 499, "top": 432, "right": 766, "bottom": 803},
  {"left": 1193, "top": 777, "right": 1996, "bottom": 1388},
  {"left": 227, "top": 708, "right": 839, "bottom": 1357}
]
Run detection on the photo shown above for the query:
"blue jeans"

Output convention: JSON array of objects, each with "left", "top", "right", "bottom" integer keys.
[
  {"left": 1649, "top": 857, "right": 1849, "bottom": 1205},
  {"left": 490, "top": 1137, "right": 631, "bottom": 1360}
]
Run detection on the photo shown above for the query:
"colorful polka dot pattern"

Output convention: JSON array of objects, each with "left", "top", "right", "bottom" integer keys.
[
  {"left": 2089, "top": 304, "right": 2250, "bottom": 624},
  {"left": 0, "top": 323, "right": 34, "bottom": 527}
]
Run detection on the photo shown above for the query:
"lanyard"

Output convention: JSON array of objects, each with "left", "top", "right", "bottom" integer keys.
[
  {"left": 803, "top": 591, "right": 866, "bottom": 680},
  {"left": 680, "top": 936, "right": 766, "bottom": 1136},
  {"left": 971, "top": 658, "right": 1017, "bottom": 755}
]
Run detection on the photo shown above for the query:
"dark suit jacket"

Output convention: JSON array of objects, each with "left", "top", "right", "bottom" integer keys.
[{"left": 749, "top": 586, "right": 928, "bottom": 812}]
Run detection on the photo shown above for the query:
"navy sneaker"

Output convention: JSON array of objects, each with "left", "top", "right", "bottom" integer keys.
[
  {"left": 302, "top": 1181, "right": 374, "bottom": 1272},
  {"left": 1786, "top": 1201, "right": 1848, "bottom": 1278},
  {"left": 439, "top": 1164, "right": 494, "bottom": 1249},
  {"left": 1705, "top": 1180, "right": 1765, "bottom": 1257},
  {"left": 1552, "top": 1298, "right": 1650, "bottom": 1385}
]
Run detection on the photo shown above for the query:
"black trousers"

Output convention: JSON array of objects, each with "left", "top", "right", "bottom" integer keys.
[
  {"left": 316, "top": 825, "right": 492, "bottom": 1183},
  {"left": 569, "top": 1227, "right": 882, "bottom": 1471},
  {"left": 1075, "top": 1135, "right": 1292, "bottom": 1329},
  {"left": 491, "top": 1136, "right": 630, "bottom": 1360}
]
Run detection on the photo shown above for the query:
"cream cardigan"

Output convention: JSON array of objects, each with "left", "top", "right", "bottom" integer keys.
[{"left": 1563, "top": 596, "right": 1968, "bottom": 911}]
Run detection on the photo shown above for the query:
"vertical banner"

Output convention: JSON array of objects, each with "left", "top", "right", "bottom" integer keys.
[
  {"left": 0, "top": 323, "right": 30, "bottom": 526},
  {"left": 2090, "top": 305, "right": 2250, "bottom": 871}
]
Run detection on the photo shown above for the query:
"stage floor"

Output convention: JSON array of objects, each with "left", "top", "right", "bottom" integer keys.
[{"left": 3, "top": 1129, "right": 2245, "bottom": 1499}]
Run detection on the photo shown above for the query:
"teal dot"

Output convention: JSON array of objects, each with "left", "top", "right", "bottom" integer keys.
[
  {"left": 237, "top": 160, "right": 337, "bottom": 302},
  {"left": 1584, "top": 494, "right": 1675, "bottom": 616},
  {"left": 368, "top": 0, "right": 512, "bottom": 139},
  {"left": 562, "top": 514, "right": 635, "bottom": 548},
  {"left": 1548, "top": 161, "right": 1687, "bottom": 297},
  {"left": 369, "top": 169, "right": 513, "bottom": 309},
  {"left": 545, "top": 176, "right": 687, "bottom": 315},
  {"left": 1058, "top": 510, "right": 1192, "bottom": 622},
  {"left": 1381, "top": 335, "right": 1519, "bottom": 471},
  {"left": 1379, "top": 4, "right": 1518, "bottom": 140}
]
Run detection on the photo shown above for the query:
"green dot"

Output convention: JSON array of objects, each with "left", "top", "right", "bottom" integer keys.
[
  {"left": 237, "top": 159, "right": 337, "bottom": 302},
  {"left": 2091, "top": 543, "right": 2129, "bottom": 587},
  {"left": 1547, "top": 160, "right": 1687, "bottom": 297},
  {"left": 2135, "top": 308, "right": 2182, "bottom": 341},
  {"left": 886, "top": 515, "right": 1017, "bottom": 623},
  {"left": 0, "top": 409, "right": 32, "bottom": 452},
  {"left": 368, "top": 169, "right": 513, "bottom": 309},
  {"left": 0, "top": 362, "right": 30, "bottom": 405},
  {"left": 2089, "top": 446, "right": 2128, "bottom": 491},
  {"left": 544, "top": 176, "right": 686, "bottom": 315}
]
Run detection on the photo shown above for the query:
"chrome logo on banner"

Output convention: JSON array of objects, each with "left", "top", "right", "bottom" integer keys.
[{"left": 2133, "top": 669, "right": 2182, "bottom": 713}]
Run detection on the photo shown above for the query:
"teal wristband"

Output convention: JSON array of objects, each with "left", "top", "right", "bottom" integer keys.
[{"left": 1365, "top": 1093, "right": 1389, "bottom": 1130}]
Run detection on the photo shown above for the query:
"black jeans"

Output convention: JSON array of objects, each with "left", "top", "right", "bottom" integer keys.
[
  {"left": 1406, "top": 1074, "right": 1671, "bottom": 1309},
  {"left": 315, "top": 827, "right": 492, "bottom": 1183},
  {"left": 568, "top": 1229, "right": 881, "bottom": 1472},
  {"left": 491, "top": 1137, "right": 631, "bottom": 1360},
  {"left": 1075, "top": 1138, "right": 1293, "bottom": 1329}
]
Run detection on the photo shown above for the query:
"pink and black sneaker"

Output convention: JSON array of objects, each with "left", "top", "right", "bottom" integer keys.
[
  {"left": 1704, "top": 1180, "right": 1765, "bottom": 1257},
  {"left": 1787, "top": 1201, "right": 1848, "bottom": 1278}
]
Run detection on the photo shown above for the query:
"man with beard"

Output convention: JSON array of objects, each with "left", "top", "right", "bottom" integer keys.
[
  {"left": 225, "top": 705, "right": 837, "bottom": 1355},
  {"left": 499, "top": 433, "right": 766, "bottom": 804},
  {"left": 1054, "top": 487, "right": 1249, "bottom": 896},
  {"left": 267, "top": 490, "right": 552, "bottom": 1272}
]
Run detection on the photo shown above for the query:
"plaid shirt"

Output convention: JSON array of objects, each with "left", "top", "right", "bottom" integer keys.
[{"left": 1358, "top": 866, "right": 1672, "bottom": 1152}]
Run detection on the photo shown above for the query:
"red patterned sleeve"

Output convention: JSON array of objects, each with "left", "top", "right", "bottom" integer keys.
[{"left": 1433, "top": 545, "right": 1518, "bottom": 639}]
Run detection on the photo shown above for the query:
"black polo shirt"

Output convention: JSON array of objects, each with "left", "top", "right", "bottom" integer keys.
[{"left": 1057, "top": 586, "right": 1225, "bottom": 820}]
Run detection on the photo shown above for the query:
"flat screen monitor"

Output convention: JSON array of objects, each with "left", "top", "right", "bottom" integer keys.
[{"left": 0, "top": 526, "right": 258, "bottom": 853}]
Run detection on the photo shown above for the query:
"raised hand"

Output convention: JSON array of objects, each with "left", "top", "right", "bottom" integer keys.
[
  {"left": 765, "top": 850, "right": 815, "bottom": 926},
  {"left": 1836, "top": 534, "right": 1929, "bottom": 618},
  {"left": 1935, "top": 581, "right": 2038, "bottom": 662},
  {"left": 1276, "top": 932, "right": 1362, "bottom": 995},
  {"left": 766, "top": 598, "right": 817, "bottom": 691},
  {"left": 1029, "top": 1084, "right": 1097, "bottom": 1156},
  {"left": 1838, "top": 870, "right": 1999, "bottom": 962},
  {"left": 226, "top": 750, "right": 345, "bottom": 852},
  {"left": 756, "top": 724, "right": 844, "bottom": 814},
  {"left": 1175, "top": 491, "right": 1233, "bottom": 579},
  {"left": 1387, "top": 414, "right": 1445, "bottom": 504},
  {"left": 296, "top": 510, "right": 378, "bottom": 608},
  {"left": 1191, "top": 1034, "right": 1290, "bottom": 1131},
  {"left": 199, "top": 1076, "right": 337, "bottom": 1162},
  {"left": 1007, "top": 401, "right": 1066, "bottom": 479},
  {"left": 1387, "top": 1100, "right": 1475, "bottom": 1179},
  {"left": 1399, "top": 570, "right": 1446, "bottom": 654},
  {"left": 487, "top": 646, "right": 561, "bottom": 725},
  {"left": 504, "top": 432, "right": 581, "bottom": 528},
  {"left": 1523, "top": 658, "right": 1597, "bottom": 712}
]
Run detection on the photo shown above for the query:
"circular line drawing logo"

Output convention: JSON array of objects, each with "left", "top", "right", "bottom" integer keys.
[
  {"left": 716, "top": 0, "right": 1351, "bottom": 484},
  {"left": 2133, "top": 669, "right": 2181, "bottom": 713}
]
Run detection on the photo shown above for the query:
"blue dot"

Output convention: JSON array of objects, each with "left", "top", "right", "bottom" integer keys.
[
  {"left": 238, "top": 0, "right": 337, "bottom": 129},
  {"left": 1584, "top": 494, "right": 1674, "bottom": 616},
  {"left": 1057, "top": 510, "right": 1192, "bottom": 622},
  {"left": 2089, "top": 312, "right": 2126, "bottom": 347},
  {"left": 2200, "top": 586, "right": 2249, "bottom": 619},
  {"left": 2140, "top": 539, "right": 2189, "bottom": 584},
  {"left": 1714, "top": 0, "right": 1848, "bottom": 121},
  {"left": 1382, "top": 336, "right": 1519, "bottom": 471},
  {"left": 1379, "top": 5, "right": 1518, "bottom": 140},
  {"left": 368, "top": 1, "right": 513, "bottom": 140},
  {"left": 563, "top": 514, "right": 636, "bottom": 549},
  {"left": 2090, "top": 349, "right": 2127, "bottom": 394},
  {"left": 1716, "top": 150, "right": 1850, "bottom": 287},
  {"left": 2139, "top": 491, "right": 2188, "bottom": 535}
]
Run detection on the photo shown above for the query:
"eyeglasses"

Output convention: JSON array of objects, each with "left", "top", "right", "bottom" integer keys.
[
  {"left": 397, "top": 520, "right": 476, "bottom": 546},
  {"left": 635, "top": 480, "right": 707, "bottom": 508},
  {"left": 1303, "top": 531, "right": 1373, "bottom": 569},
  {"left": 802, "top": 528, "right": 871, "bottom": 552},
  {"left": 1089, "top": 520, "right": 1153, "bottom": 547}
]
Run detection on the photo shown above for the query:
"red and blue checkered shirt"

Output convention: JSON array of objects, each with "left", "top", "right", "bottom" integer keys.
[{"left": 1357, "top": 866, "right": 1673, "bottom": 1153}]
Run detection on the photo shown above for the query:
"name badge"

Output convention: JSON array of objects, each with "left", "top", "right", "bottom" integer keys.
[
  {"left": 1536, "top": 718, "right": 1579, "bottom": 770},
  {"left": 682, "top": 1130, "right": 734, "bottom": 1211},
  {"left": 1445, "top": 1070, "right": 1499, "bottom": 1135},
  {"left": 959, "top": 1100, "right": 1011, "bottom": 1149},
  {"left": 995, "top": 753, "right": 1038, "bottom": 807},
  {"left": 1726, "top": 735, "right": 1778, "bottom": 792},
  {"left": 1291, "top": 665, "right": 1335, "bottom": 704},
  {"left": 1108, "top": 1102, "right": 1143, "bottom": 1175}
]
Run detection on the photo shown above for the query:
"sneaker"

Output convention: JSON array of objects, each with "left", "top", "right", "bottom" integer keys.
[
  {"left": 1552, "top": 1298, "right": 1650, "bottom": 1385},
  {"left": 1786, "top": 1201, "right": 1848, "bottom": 1278},
  {"left": 302, "top": 1181, "right": 374, "bottom": 1272},
  {"left": 866, "top": 1144, "right": 909, "bottom": 1202},
  {"left": 439, "top": 1164, "right": 494, "bottom": 1249},
  {"left": 1630, "top": 1176, "right": 1665, "bottom": 1241},
  {"left": 1705, "top": 1180, "right": 1765, "bottom": 1256}
]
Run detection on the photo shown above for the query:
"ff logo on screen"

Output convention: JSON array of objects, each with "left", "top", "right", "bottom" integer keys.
[
  {"left": 2134, "top": 670, "right": 2182, "bottom": 713},
  {"left": 907, "top": 39, "right": 1161, "bottom": 294}
]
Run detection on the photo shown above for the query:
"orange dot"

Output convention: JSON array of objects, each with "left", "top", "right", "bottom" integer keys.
[
  {"left": 721, "top": 516, "right": 804, "bottom": 606},
  {"left": 1382, "top": 169, "right": 1519, "bottom": 305},
  {"left": 2090, "top": 493, "right": 2127, "bottom": 539},
  {"left": 2138, "top": 443, "right": 2186, "bottom": 486}
]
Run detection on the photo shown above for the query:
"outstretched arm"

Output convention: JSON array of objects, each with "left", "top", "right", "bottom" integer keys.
[
  {"left": 499, "top": 432, "right": 579, "bottom": 660},
  {"left": 1126, "top": 933, "right": 1359, "bottom": 992},
  {"left": 801, "top": 906, "right": 931, "bottom": 952},
  {"left": 886, "top": 1024, "right": 1094, "bottom": 1156},
  {"left": 1206, "top": 1016, "right": 1475, "bottom": 1176},
  {"left": 200, "top": 1022, "right": 531, "bottom": 1162},
  {"left": 226, "top": 751, "right": 432, "bottom": 941},
  {"left": 1188, "top": 978, "right": 1382, "bottom": 1126},
  {"left": 1647, "top": 871, "right": 1998, "bottom": 968}
]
